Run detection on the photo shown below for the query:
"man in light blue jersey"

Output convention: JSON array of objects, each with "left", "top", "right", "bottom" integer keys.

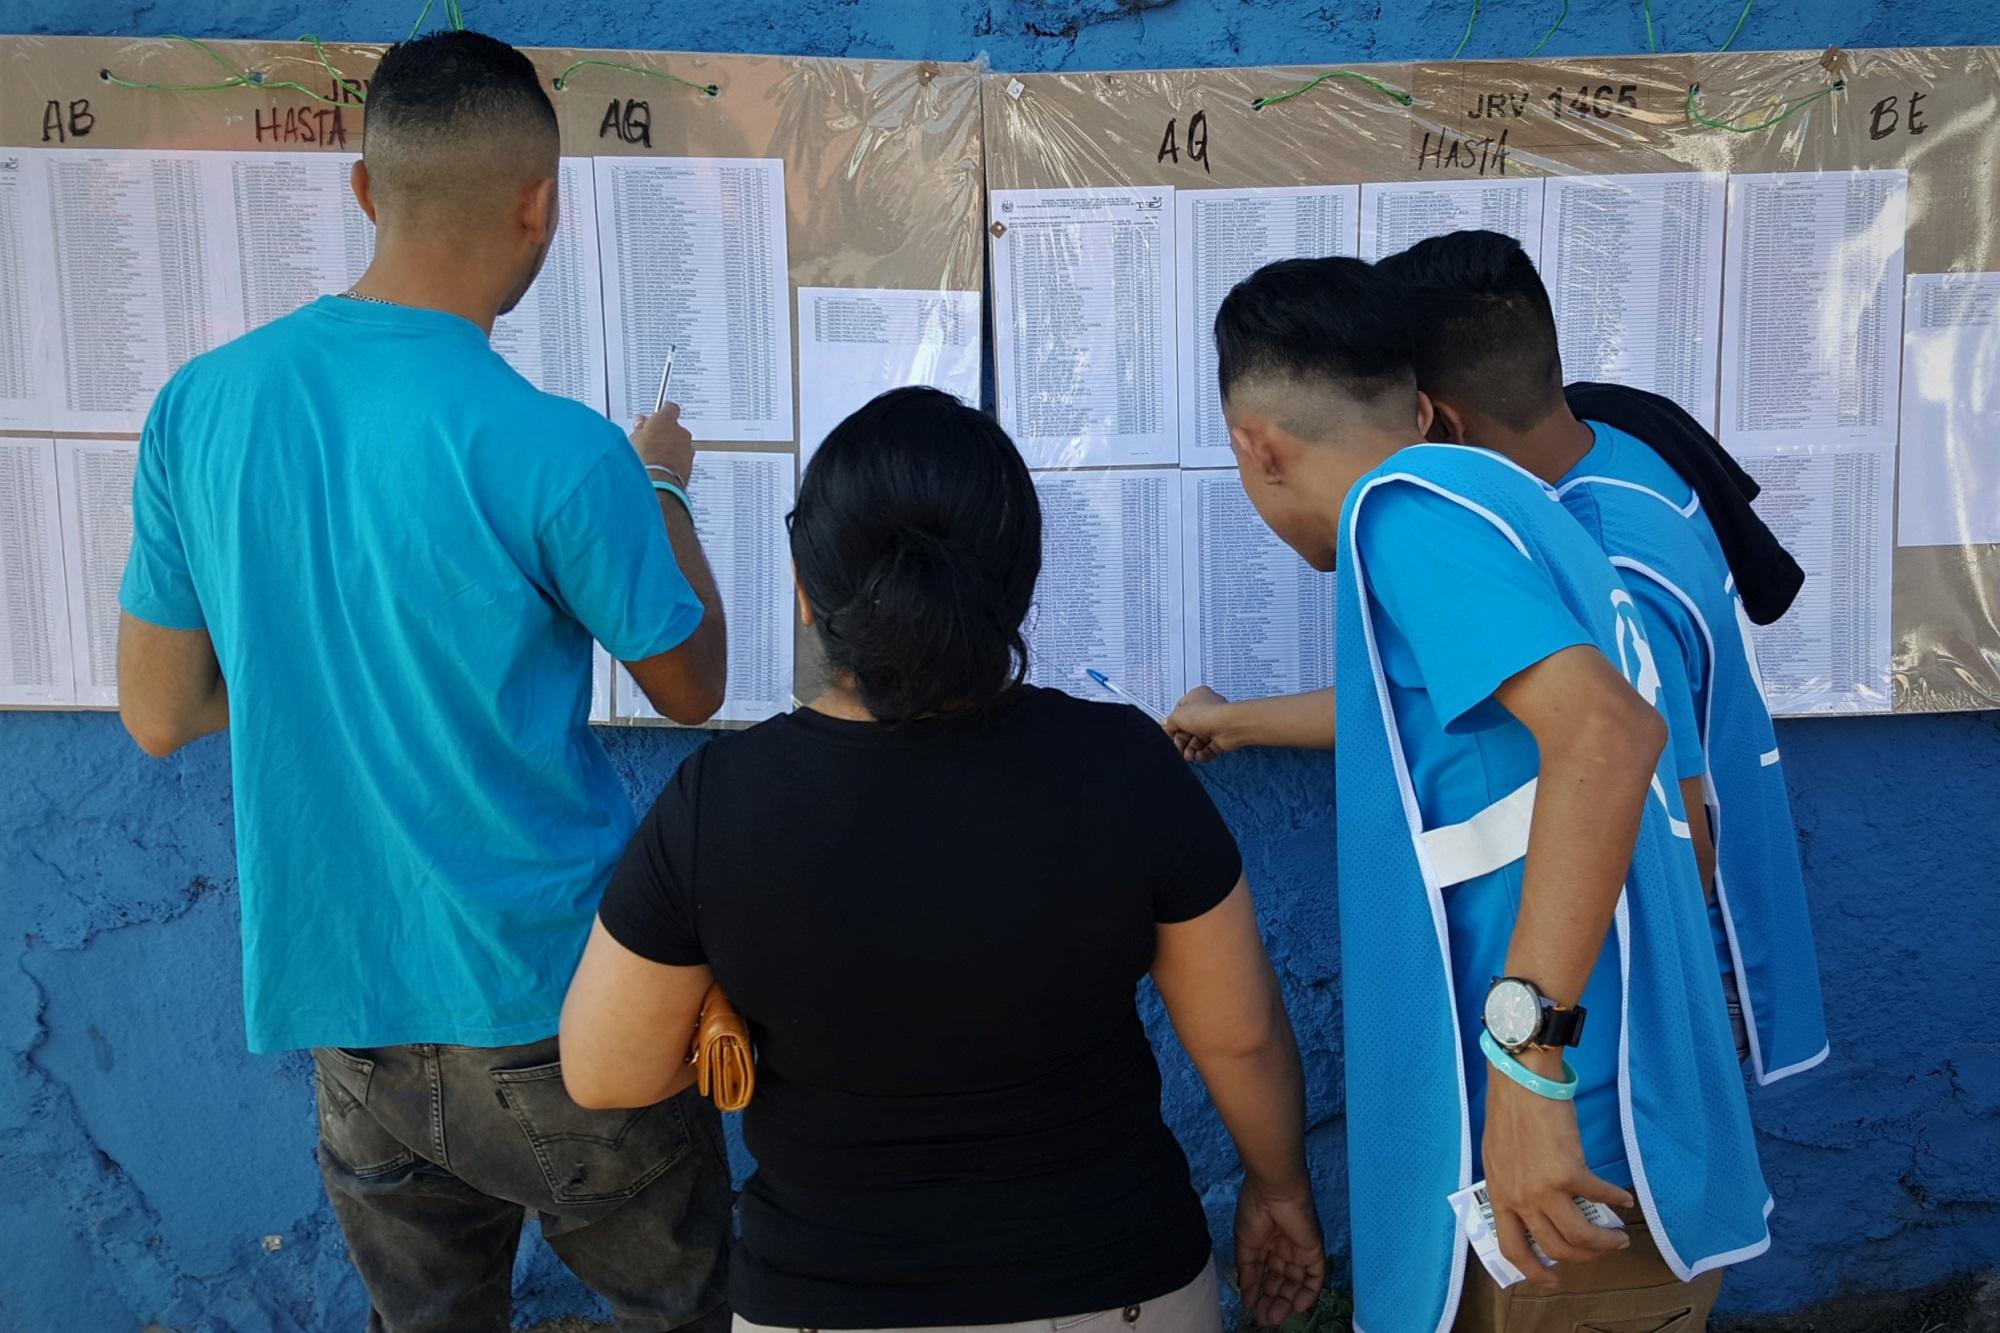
[
  {"left": 116, "top": 30, "right": 732, "bottom": 1332},
  {"left": 1170, "top": 232, "right": 1829, "bottom": 1093},
  {"left": 1210, "top": 257, "right": 1771, "bottom": 1333},
  {"left": 1374, "top": 230, "right": 1829, "bottom": 1092}
]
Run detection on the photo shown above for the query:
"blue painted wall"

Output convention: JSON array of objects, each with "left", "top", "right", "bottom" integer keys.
[{"left": 2, "top": 1, "right": 1997, "bottom": 1329}]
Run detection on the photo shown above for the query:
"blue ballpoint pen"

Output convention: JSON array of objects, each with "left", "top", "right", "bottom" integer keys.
[{"left": 1085, "top": 668, "right": 1166, "bottom": 723}]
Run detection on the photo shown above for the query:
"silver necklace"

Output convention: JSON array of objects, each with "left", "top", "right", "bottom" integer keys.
[{"left": 339, "top": 289, "right": 395, "bottom": 306}]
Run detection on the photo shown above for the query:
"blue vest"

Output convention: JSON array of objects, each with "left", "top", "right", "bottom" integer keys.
[
  {"left": 1336, "top": 446, "right": 1772, "bottom": 1333},
  {"left": 1557, "top": 475, "right": 1831, "bottom": 1086}
]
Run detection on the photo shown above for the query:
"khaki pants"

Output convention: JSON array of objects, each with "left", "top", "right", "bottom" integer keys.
[
  {"left": 1453, "top": 1210, "right": 1723, "bottom": 1333},
  {"left": 732, "top": 1256, "right": 1220, "bottom": 1333}
]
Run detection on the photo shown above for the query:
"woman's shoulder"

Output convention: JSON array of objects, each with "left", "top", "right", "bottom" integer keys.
[
  {"left": 1003, "top": 688, "right": 1184, "bottom": 772},
  {"left": 1007, "top": 685, "right": 1157, "bottom": 736}
]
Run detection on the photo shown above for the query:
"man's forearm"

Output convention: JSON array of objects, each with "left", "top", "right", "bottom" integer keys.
[
  {"left": 660, "top": 497, "right": 721, "bottom": 616},
  {"left": 1503, "top": 714, "right": 1660, "bottom": 1070},
  {"left": 660, "top": 495, "right": 726, "bottom": 675},
  {"left": 1232, "top": 688, "right": 1336, "bottom": 750}
]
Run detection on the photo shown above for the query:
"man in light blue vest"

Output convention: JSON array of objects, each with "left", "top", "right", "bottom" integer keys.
[
  {"left": 1376, "top": 230, "right": 1828, "bottom": 1091},
  {"left": 1212, "top": 257, "right": 1772, "bottom": 1333}
]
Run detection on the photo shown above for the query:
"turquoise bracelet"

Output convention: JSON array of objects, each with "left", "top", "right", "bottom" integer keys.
[
  {"left": 1479, "top": 1029, "right": 1579, "bottom": 1101},
  {"left": 650, "top": 477, "right": 693, "bottom": 515}
]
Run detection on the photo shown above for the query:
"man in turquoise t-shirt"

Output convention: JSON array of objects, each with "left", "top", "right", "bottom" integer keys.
[
  {"left": 1378, "top": 231, "right": 1828, "bottom": 1093},
  {"left": 1200, "top": 257, "right": 1772, "bottom": 1333},
  {"left": 116, "top": 31, "right": 732, "bottom": 1331}
]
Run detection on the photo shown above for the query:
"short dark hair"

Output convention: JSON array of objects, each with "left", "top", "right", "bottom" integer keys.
[
  {"left": 791, "top": 387, "right": 1042, "bottom": 724},
  {"left": 365, "top": 30, "right": 556, "bottom": 150},
  {"left": 1374, "top": 230, "right": 1563, "bottom": 431},
  {"left": 1214, "top": 257, "right": 1416, "bottom": 415}
]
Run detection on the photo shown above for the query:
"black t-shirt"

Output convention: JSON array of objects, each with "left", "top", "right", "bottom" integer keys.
[{"left": 599, "top": 686, "right": 1243, "bottom": 1328}]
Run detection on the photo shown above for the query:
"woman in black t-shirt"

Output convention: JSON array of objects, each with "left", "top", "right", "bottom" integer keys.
[{"left": 561, "top": 388, "right": 1322, "bottom": 1332}]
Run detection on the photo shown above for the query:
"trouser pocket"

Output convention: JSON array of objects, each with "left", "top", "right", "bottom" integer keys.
[
  {"left": 490, "top": 1059, "right": 693, "bottom": 1205},
  {"left": 313, "top": 1048, "right": 416, "bottom": 1178}
]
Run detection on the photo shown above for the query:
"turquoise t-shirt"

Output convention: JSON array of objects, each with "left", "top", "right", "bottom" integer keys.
[
  {"left": 120, "top": 296, "right": 704, "bottom": 1053},
  {"left": 1560, "top": 421, "right": 1735, "bottom": 974},
  {"left": 1354, "top": 485, "right": 1630, "bottom": 1188}
]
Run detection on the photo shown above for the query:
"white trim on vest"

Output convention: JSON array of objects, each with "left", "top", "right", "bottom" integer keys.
[
  {"left": 1347, "top": 471, "right": 1516, "bottom": 1333},
  {"left": 1555, "top": 472, "right": 1702, "bottom": 520},
  {"left": 1607, "top": 553, "right": 1769, "bottom": 1083}
]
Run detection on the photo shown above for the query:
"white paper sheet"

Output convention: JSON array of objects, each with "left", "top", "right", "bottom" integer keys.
[
  {"left": 589, "top": 644, "right": 614, "bottom": 725},
  {"left": 596, "top": 157, "right": 793, "bottom": 441},
  {"left": 0, "top": 438, "right": 74, "bottom": 705},
  {"left": 1896, "top": 272, "right": 2000, "bottom": 549},
  {"left": 1359, "top": 178, "right": 1545, "bottom": 265},
  {"left": 796, "top": 287, "right": 982, "bottom": 466},
  {"left": 219, "top": 151, "right": 371, "bottom": 332},
  {"left": 54, "top": 439, "right": 138, "bottom": 708},
  {"left": 1175, "top": 186, "right": 1361, "bottom": 468},
  {"left": 492, "top": 158, "right": 608, "bottom": 415},
  {"left": 1541, "top": 172, "right": 1726, "bottom": 430},
  {"left": 616, "top": 451, "right": 795, "bottom": 725},
  {"left": 0, "top": 152, "right": 60, "bottom": 431},
  {"left": 1720, "top": 171, "right": 1908, "bottom": 451},
  {"left": 990, "top": 187, "right": 1178, "bottom": 469},
  {"left": 1180, "top": 469, "right": 1334, "bottom": 701},
  {"left": 43, "top": 149, "right": 243, "bottom": 433},
  {"left": 1026, "top": 468, "right": 1183, "bottom": 717},
  {"left": 1736, "top": 441, "right": 1895, "bottom": 715}
]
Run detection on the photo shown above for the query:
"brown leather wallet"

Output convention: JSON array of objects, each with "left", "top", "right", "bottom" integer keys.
[{"left": 690, "top": 984, "right": 754, "bottom": 1111}]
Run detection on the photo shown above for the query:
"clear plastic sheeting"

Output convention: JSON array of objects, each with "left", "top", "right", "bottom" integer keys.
[
  {"left": 984, "top": 48, "right": 2000, "bottom": 716},
  {"left": 0, "top": 37, "right": 988, "bottom": 725}
]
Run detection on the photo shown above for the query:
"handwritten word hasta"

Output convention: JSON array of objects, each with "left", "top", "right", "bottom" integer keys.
[{"left": 1416, "top": 127, "right": 1511, "bottom": 176}]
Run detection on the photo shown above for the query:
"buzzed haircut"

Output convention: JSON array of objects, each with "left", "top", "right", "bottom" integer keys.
[
  {"left": 1213, "top": 257, "right": 1417, "bottom": 439},
  {"left": 1375, "top": 230, "right": 1564, "bottom": 432},
  {"left": 363, "top": 30, "right": 559, "bottom": 219}
]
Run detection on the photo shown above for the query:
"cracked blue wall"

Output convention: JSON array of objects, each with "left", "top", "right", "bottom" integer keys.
[{"left": 2, "top": 1, "right": 1998, "bottom": 1329}]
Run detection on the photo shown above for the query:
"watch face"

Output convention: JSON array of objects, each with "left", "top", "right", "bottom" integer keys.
[{"left": 1485, "top": 980, "right": 1541, "bottom": 1049}]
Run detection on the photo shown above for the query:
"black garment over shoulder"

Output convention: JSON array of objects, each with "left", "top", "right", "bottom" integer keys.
[
  {"left": 1565, "top": 380, "right": 1806, "bottom": 624},
  {"left": 599, "top": 686, "right": 1244, "bottom": 1329}
]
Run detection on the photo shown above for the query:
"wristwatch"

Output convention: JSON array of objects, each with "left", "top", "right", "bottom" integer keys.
[{"left": 1483, "top": 977, "right": 1587, "bottom": 1054}]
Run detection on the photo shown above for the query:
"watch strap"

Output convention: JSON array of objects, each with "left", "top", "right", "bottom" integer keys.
[{"left": 1541, "top": 1002, "right": 1587, "bottom": 1049}]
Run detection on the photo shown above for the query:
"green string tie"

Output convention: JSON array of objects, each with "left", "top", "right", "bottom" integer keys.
[
  {"left": 404, "top": 0, "right": 466, "bottom": 42},
  {"left": 1527, "top": 0, "right": 1570, "bottom": 57},
  {"left": 1717, "top": 0, "right": 1753, "bottom": 52},
  {"left": 1686, "top": 79, "right": 1844, "bottom": 133},
  {"left": 1251, "top": 70, "right": 1413, "bottom": 111},
  {"left": 100, "top": 34, "right": 259, "bottom": 94},
  {"left": 297, "top": 34, "right": 368, "bottom": 103},
  {"left": 100, "top": 33, "right": 362, "bottom": 106},
  {"left": 551, "top": 58, "right": 719, "bottom": 95},
  {"left": 1451, "top": 0, "right": 1482, "bottom": 60}
]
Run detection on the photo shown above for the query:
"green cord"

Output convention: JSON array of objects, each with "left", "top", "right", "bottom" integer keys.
[
  {"left": 404, "top": 0, "right": 463, "bottom": 41},
  {"left": 297, "top": 34, "right": 368, "bottom": 102},
  {"left": 1642, "top": 0, "right": 1658, "bottom": 52},
  {"left": 550, "top": 58, "right": 719, "bottom": 95},
  {"left": 1450, "top": 0, "right": 1481, "bottom": 60},
  {"left": 100, "top": 67, "right": 254, "bottom": 94},
  {"left": 100, "top": 32, "right": 365, "bottom": 106},
  {"left": 1250, "top": 70, "right": 1413, "bottom": 111},
  {"left": 1686, "top": 79, "right": 1843, "bottom": 133},
  {"left": 1717, "top": 0, "right": 1752, "bottom": 51},
  {"left": 100, "top": 33, "right": 257, "bottom": 93},
  {"left": 1527, "top": 0, "right": 1569, "bottom": 57}
]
